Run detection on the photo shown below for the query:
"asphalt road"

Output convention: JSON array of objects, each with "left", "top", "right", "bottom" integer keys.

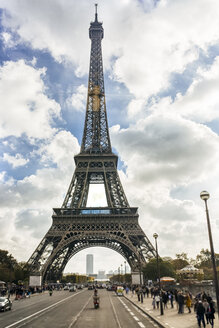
[{"left": 0, "top": 289, "right": 160, "bottom": 328}]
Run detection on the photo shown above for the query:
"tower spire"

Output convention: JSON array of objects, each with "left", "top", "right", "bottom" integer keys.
[
  {"left": 95, "top": 3, "right": 98, "bottom": 22},
  {"left": 81, "top": 5, "right": 111, "bottom": 154}
]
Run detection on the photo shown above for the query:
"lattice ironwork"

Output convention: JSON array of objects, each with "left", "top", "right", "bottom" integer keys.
[{"left": 27, "top": 7, "right": 156, "bottom": 282}]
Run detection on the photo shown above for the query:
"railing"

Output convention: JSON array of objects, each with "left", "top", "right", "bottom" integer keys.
[{"left": 53, "top": 207, "right": 138, "bottom": 216}]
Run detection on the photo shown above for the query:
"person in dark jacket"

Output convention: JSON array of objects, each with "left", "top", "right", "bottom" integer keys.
[
  {"left": 178, "top": 292, "right": 184, "bottom": 314},
  {"left": 196, "top": 300, "right": 206, "bottom": 327},
  {"left": 207, "top": 301, "right": 215, "bottom": 327}
]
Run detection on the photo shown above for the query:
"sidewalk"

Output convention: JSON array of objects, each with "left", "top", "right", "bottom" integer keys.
[{"left": 124, "top": 292, "right": 219, "bottom": 328}]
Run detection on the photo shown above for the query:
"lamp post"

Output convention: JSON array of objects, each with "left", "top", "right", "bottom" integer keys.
[
  {"left": 153, "top": 233, "right": 164, "bottom": 315},
  {"left": 200, "top": 191, "right": 219, "bottom": 318},
  {"left": 124, "top": 261, "right": 126, "bottom": 277}
]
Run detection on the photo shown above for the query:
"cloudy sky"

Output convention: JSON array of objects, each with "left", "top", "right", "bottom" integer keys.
[{"left": 0, "top": 0, "right": 219, "bottom": 275}]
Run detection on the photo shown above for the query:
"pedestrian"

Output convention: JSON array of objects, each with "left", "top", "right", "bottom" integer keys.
[
  {"left": 146, "top": 286, "right": 149, "bottom": 298},
  {"left": 155, "top": 294, "right": 160, "bottom": 309},
  {"left": 202, "top": 299, "right": 209, "bottom": 324},
  {"left": 142, "top": 286, "right": 146, "bottom": 298},
  {"left": 196, "top": 300, "right": 206, "bottom": 327},
  {"left": 163, "top": 292, "right": 168, "bottom": 309},
  {"left": 186, "top": 293, "right": 192, "bottom": 313},
  {"left": 207, "top": 301, "right": 215, "bottom": 327},
  {"left": 152, "top": 296, "right": 156, "bottom": 309},
  {"left": 169, "top": 292, "right": 174, "bottom": 308},
  {"left": 136, "top": 286, "right": 140, "bottom": 301},
  {"left": 178, "top": 291, "right": 184, "bottom": 314}
]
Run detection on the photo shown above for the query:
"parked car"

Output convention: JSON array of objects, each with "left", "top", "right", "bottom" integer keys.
[
  {"left": 69, "top": 286, "right": 76, "bottom": 292},
  {"left": 63, "top": 286, "right": 69, "bottom": 290},
  {"left": 77, "top": 285, "right": 84, "bottom": 289},
  {"left": 0, "top": 297, "right": 12, "bottom": 311}
]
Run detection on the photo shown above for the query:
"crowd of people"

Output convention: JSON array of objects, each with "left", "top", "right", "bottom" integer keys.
[{"left": 125, "top": 285, "right": 216, "bottom": 327}]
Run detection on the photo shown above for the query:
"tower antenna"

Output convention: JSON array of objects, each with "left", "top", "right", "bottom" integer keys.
[{"left": 95, "top": 3, "right": 98, "bottom": 22}]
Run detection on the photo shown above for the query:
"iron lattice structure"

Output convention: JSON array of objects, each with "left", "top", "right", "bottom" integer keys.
[{"left": 28, "top": 8, "right": 156, "bottom": 282}]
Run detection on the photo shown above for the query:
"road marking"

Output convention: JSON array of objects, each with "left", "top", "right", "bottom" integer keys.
[
  {"left": 138, "top": 322, "right": 145, "bottom": 328},
  {"left": 108, "top": 294, "right": 122, "bottom": 328},
  {"left": 118, "top": 297, "right": 147, "bottom": 328},
  {"left": 4, "top": 291, "right": 85, "bottom": 328},
  {"left": 68, "top": 293, "right": 93, "bottom": 328}
]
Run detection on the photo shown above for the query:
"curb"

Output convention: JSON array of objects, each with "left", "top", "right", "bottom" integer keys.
[{"left": 124, "top": 295, "right": 166, "bottom": 328}]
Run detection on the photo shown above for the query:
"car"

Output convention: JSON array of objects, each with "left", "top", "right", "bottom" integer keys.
[
  {"left": 69, "top": 286, "right": 76, "bottom": 292},
  {"left": 77, "top": 285, "right": 83, "bottom": 289},
  {"left": 88, "top": 285, "right": 93, "bottom": 290},
  {"left": 0, "top": 297, "right": 12, "bottom": 311},
  {"left": 63, "top": 286, "right": 69, "bottom": 290},
  {"left": 116, "top": 286, "right": 124, "bottom": 296}
]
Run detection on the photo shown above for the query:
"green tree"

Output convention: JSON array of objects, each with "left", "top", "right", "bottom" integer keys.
[
  {"left": 195, "top": 249, "right": 219, "bottom": 268},
  {"left": 171, "top": 253, "right": 189, "bottom": 270},
  {"left": 142, "top": 258, "right": 175, "bottom": 281},
  {"left": 0, "top": 249, "right": 17, "bottom": 283},
  {"left": 195, "top": 249, "right": 219, "bottom": 280}
]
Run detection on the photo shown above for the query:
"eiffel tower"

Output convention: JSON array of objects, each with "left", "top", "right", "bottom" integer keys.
[{"left": 28, "top": 5, "right": 156, "bottom": 282}]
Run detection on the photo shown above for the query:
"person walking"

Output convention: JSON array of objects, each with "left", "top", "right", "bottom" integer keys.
[
  {"left": 196, "top": 300, "right": 206, "bottom": 327},
  {"left": 203, "top": 299, "right": 210, "bottom": 324},
  {"left": 155, "top": 294, "right": 160, "bottom": 309},
  {"left": 169, "top": 292, "right": 174, "bottom": 308},
  {"left": 186, "top": 293, "right": 192, "bottom": 313},
  {"left": 163, "top": 291, "right": 168, "bottom": 309},
  {"left": 207, "top": 301, "right": 215, "bottom": 327},
  {"left": 178, "top": 291, "right": 184, "bottom": 314},
  {"left": 152, "top": 296, "right": 156, "bottom": 309}
]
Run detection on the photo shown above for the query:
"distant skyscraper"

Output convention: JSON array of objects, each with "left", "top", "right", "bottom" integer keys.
[{"left": 86, "top": 254, "right": 93, "bottom": 275}]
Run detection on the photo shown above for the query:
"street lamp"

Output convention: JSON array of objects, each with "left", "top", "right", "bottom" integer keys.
[
  {"left": 200, "top": 191, "right": 219, "bottom": 318},
  {"left": 153, "top": 233, "right": 164, "bottom": 315},
  {"left": 124, "top": 261, "right": 126, "bottom": 276}
]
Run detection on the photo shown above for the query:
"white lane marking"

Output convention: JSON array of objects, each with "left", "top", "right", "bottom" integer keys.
[
  {"left": 4, "top": 291, "right": 85, "bottom": 328},
  {"left": 68, "top": 293, "right": 93, "bottom": 328},
  {"left": 118, "top": 297, "right": 147, "bottom": 328},
  {"left": 138, "top": 322, "right": 145, "bottom": 328},
  {"left": 108, "top": 294, "right": 122, "bottom": 328}
]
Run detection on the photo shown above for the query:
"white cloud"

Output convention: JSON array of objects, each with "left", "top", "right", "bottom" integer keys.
[
  {"left": 3, "top": 153, "right": 29, "bottom": 168},
  {"left": 110, "top": 112, "right": 219, "bottom": 257},
  {"left": 1, "top": 31, "right": 15, "bottom": 47},
  {"left": 0, "top": 59, "right": 61, "bottom": 139},
  {"left": 1, "top": 0, "right": 219, "bottom": 268},
  {"left": 67, "top": 84, "right": 87, "bottom": 112},
  {"left": 0, "top": 130, "right": 80, "bottom": 261},
  {"left": 1, "top": 0, "right": 219, "bottom": 99},
  {"left": 173, "top": 56, "right": 219, "bottom": 123}
]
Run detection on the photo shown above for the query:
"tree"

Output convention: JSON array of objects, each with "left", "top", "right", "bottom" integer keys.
[
  {"left": 195, "top": 249, "right": 219, "bottom": 280},
  {"left": 142, "top": 258, "right": 175, "bottom": 281},
  {"left": 0, "top": 249, "right": 17, "bottom": 283},
  {"left": 195, "top": 249, "right": 219, "bottom": 268},
  {"left": 171, "top": 253, "right": 189, "bottom": 270}
]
